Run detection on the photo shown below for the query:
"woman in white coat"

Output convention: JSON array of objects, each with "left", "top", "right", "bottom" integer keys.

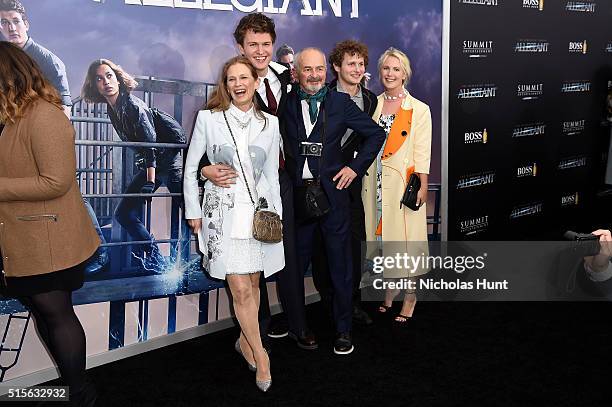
[
  {"left": 183, "top": 56, "right": 284, "bottom": 392},
  {"left": 362, "top": 48, "right": 432, "bottom": 324}
]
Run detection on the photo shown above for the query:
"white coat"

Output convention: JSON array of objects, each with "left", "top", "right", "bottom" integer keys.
[{"left": 184, "top": 109, "right": 284, "bottom": 279}]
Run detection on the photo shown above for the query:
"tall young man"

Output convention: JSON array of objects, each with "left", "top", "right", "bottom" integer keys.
[
  {"left": 311, "top": 40, "right": 379, "bottom": 326},
  {"left": 200, "top": 13, "right": 318, "bottom": 351}
]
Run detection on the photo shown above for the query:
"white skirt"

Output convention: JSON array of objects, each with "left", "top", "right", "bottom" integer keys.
[{"left": 225, "top": 238, "right": 264, "bottom": 275}]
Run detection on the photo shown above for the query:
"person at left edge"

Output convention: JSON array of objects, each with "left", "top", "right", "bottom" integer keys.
[
  {"left": 184, "top": 56, "right": 284, "bottom": 392},
  {"left": 0, "top": 0, "right": 108, "bottom": 275},
  {"left": 82, "top": 59, "right": 186, "bottom": 272},
  {"left": 0, "top": 42, "right": 100, "bottom": 406}
]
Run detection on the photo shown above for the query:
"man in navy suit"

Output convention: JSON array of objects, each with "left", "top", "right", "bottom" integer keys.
[{"left": 282, "top": 47, "right": 385, "bottom": 354}]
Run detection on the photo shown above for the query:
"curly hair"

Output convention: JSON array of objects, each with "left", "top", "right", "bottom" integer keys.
[
  {"left": 0, "top": 0, "right": 27, "bottom": 21},
  {"left": 233, "top": 13, "right": 276, "bottom": 46},
  {"left": 329, "top": 40, "right": 369, "bottom": 78},
  {"left": 81, "top": 59, "right": 138, "bottom": 104},
  {"left": 0, "top": 42, "right": 62, "bottom": 124}
]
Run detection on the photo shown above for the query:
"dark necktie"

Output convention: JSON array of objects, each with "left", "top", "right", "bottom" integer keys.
[
  {"left": 263, "top": 78, "right": 284, "bottom": 169},
  {"left": 263, "top": 78, "right": 278, "bottom": 115}
]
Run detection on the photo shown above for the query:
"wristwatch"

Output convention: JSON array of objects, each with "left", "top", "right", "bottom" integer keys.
[{"left": 199, "top": 169, "right": 207, "bottom": 182}]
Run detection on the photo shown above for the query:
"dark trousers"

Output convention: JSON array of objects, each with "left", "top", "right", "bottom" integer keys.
[
  {"left": 257, "top": 169, "right": 306, "bottom": 335},
  {"left": 114, "top": 155, "right": 182, "bottom": 251},
  {"left": 311, "top": 180, "right": 365, "bottom": 309},
  {"left": 295, "top": 188, "right": 353, "bottom": 334}
]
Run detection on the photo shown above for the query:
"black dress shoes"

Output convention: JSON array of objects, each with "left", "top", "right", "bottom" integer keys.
[
  {"left": 352, "top": 304, "right": 373, "bottom": 326},
  {"left": 287, "top": 329, "right": 319, "bottom": 350},
  {"left": 268, "top": 317, "right": 289, "bottom": 338},
  {"left": 333, "top": 332, "right": 354, "bottom": 355}
]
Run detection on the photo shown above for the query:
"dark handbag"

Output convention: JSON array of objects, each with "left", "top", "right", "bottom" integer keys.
[
  {"left": 400, "top": 173, "right": 422, "bottom": 211},
  {"left": 304, "top": 181, "right": 331, "bottom": 218},
  {"left": 223, "top": 112, "right": 282, "bottom": 243}
]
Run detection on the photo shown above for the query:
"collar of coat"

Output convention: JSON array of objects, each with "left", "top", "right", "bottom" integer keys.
[{"left": 378, "top": 93, "right": 413, "bottom": 160}]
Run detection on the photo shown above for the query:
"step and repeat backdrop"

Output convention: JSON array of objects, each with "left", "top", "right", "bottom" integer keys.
[{"left": 448, "top": 0, "right": 612, "bottom": 240}]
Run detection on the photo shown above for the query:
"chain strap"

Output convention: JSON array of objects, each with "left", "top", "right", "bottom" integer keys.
[{"left": 223, "top": 111, "right": 258, "bottom": 209}]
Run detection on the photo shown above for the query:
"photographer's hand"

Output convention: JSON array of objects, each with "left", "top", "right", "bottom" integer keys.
[{"left": 585, "top": 229, "right": 612, "bottom": 273}]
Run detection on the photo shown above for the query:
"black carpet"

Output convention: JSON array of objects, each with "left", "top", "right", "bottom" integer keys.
[{"left": 43, "top": 301, "right": 612, "bottom": 407}]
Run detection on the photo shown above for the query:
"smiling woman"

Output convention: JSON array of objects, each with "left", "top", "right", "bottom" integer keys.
[{"left": 183, "top": 55, "right": 284, "bottom": 392}]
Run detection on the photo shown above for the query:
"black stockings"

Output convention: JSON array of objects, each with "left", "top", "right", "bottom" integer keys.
[{"left": 20, "top": 290, "right": 86, "bottom": 393}]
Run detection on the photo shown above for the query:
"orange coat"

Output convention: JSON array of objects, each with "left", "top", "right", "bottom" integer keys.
[{"left": 0, "top": 100, "right": 99, "bottom": 279}]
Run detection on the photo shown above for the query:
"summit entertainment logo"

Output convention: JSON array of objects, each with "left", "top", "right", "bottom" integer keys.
[
  {"left": 459, "top": 0, "right": 499, "bottom": 6},
  {"left": 558, "top": 156, "right": 587, "bottom": 170},
  {"left": 566, "top": 1, "right": 596, "bottom": 12},
  {"left": 463, "top": 40, "right": 494, "bottom": 58},
  {"left": 606, "top": 42, "right": 612, "bottom": 53},
  {"left": 569, "top": 40, "right": 588, "bottom": 54},
  {"left": 510, "top": 202, "right": 543, "bottom": 219},
  {"left": 457, "top": 85, "right": 497, "bottom": 99},
  {"left": 562, "top": 119, "right": 585, "bottom": 135},
  {"left": 561, "top": 81, "right": 591, "bottom": 93},
  {"left": 523, "top": 0, "right": 544, "bottom": 10},
  {"left": 515, "top": 40, "right": 550, "bottom": 53},
  {"left": 516, "top": 162, "right": 538, "bottom": 178},
  {"left": 457, "top": 171, "right": 495, "bottom": 189},
  {"left": 464, "top": 129, "right": 489, "bottom": 144},
  {"left": 512, "top": 123, "right": 546, "bottom": 138},
  {"left": 517, "top": 83, "right": 543, "bottom": 100},
  {"left": 459, "top": 215, "right": 489, "bottom": 236},
  {"left": 561, "top": 192, "right": 580, "bottom": 207}
]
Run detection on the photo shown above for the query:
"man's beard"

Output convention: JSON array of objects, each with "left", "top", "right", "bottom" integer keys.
[{"left": 303, "top": 78, "right": 324, "bottom": 94}]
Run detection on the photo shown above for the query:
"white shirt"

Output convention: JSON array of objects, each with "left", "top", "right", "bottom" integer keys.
[
  {"left": 301, "top": 99, "right": 321, "bottom": 179},
  {"left": 257, "top": 68, "right": 282, "bottom": 109},
  {"left": 227, "top": 103, "right": 257, "bottom": 239}
]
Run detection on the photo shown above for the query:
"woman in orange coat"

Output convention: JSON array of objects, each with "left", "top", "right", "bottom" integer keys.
[{"left": 362, "top": 47, "right": 432, "bottom": 323}]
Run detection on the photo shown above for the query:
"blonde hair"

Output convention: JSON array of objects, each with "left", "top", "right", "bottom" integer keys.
[{"left": 377, "top": 47, "right": 412, "bottom": 84}]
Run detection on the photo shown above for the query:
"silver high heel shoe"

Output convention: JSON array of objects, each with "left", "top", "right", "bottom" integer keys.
[
  {"left": 256, "top": 377, "right": 272, "bottom": 393},
  {"left": 234, "top": 339, "right": 257, "bottom": 372},
  {"left": 255, "top": 354, "right": 272, "bottom": 392}
]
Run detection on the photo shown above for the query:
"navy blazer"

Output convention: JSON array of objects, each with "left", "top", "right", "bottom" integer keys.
[{"left": 281, "top": 86, "right": 385, "bottom": 207}]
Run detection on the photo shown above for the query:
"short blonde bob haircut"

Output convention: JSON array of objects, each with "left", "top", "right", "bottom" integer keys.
[{"left": 377, "top": 47, "right": 412, "bottom": 85}]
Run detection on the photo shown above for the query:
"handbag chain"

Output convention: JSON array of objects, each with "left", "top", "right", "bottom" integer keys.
[{"left": 223, "top": 110, "right": 259, "bottom": 209}]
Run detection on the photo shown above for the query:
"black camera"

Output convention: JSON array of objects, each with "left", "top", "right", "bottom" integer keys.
[
  {"left": 564, "top": 231, "right": 601, "bottom": 257},
  {"left": 299, "top": 142, "right": 323, "bottom": 157}
]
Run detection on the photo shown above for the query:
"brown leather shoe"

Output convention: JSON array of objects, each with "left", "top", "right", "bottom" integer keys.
[{"left": 287, "top": 329, "right": 318, "bottom": 350}]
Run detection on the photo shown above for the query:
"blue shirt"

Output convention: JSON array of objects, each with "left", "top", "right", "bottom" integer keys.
[{"left": 22, "top": 37, "right": 72, "bottom": 106}]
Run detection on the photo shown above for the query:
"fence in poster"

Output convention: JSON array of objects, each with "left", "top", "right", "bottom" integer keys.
[{"left": 0, "top": 0, "right": 442, "bottom": 385}]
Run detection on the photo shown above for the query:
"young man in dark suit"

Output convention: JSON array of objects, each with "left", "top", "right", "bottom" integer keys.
[
  {"left": 200, "top": 13, "right": 318, "bottom": 351},
  {"left": 282, "top": 47, "right": 385, "bottom": 354},
  {"left": 311, "top": 40, "right": 379, "bottom": 327}
]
